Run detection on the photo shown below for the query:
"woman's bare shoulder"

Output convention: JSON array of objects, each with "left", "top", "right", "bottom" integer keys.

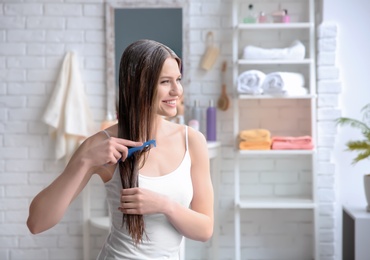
[
  {"left": 187, "top": 125, "right": 207, "bottom": 143},
  {"left": 187, "top": 126, "right": 208, "bottom": 158},
  {"left": 101, "top": 123, "right": 118, "bottom": 138}
]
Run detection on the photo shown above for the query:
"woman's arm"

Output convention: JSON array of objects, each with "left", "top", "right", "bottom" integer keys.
[
  {"left": 27, "top": 130, "right": 142, "bottom": 234},
  {"left": 164, "top": 128, "right": 214, "bottom": 241}
]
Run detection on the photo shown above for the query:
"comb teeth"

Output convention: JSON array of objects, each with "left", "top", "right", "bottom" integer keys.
[
  {"left": 116, "top": 139, "right": 157, "bottom": 163},
  {"left": 146, "top": 139, "right": 156, "bottom": 148},
  {"left": 126, "top": 139, "right": 156, "bottom": 158}
]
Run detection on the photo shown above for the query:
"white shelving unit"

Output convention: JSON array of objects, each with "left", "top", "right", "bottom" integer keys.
[{"left": 232, "top": 0, "right": 318, "bottom": 259}]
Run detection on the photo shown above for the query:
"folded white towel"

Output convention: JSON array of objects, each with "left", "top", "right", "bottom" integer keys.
[
  {"left": 237, "top": 70, "right": 266, "bottom": 95},
  {"left": 42, "top": 52, "right": 94, "bottom": 161},
  {"left": 317, "top": 22, "right": 338, "bottom": 39},
  {"left": 243, "top": 40, "right": 306, "bottom": 60},
  {"left": 261, "top": 72, "right": 307, "bottom": 95}
]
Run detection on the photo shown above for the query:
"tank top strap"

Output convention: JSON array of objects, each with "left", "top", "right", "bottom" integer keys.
[
  {"left": 102, "top": 129, "right": 111, "bottom": 138},
  {"left": 185, "top": 125, "right": 188, "bottom": 151}
]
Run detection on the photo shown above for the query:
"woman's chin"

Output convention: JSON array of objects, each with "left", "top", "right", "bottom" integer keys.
[{"left": 159, "top": 110, "right": 177, "bottom": 118}]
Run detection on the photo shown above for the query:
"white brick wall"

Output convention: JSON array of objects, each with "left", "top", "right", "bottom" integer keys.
[
  {"left": 315, "top": 21, "right": 339, "bottom": 260},
  {"left": 0, "top": 0, "right": 337, "bottom": 260}
]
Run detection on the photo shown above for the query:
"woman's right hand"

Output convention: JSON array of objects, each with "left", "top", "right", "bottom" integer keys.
[
  {"left": 79, "top": 132, "right": 143, "bottom": 167},
  {"left": 27, "top": 130, "right": 143, "bottom": 234}
]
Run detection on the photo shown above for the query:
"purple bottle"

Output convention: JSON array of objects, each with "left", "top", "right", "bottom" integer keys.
[{"left": 206, "top": 99, "right": 217, "bottom": 141}]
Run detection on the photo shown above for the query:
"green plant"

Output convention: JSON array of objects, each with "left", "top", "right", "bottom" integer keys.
[{"left": 336, "top": 103, "right": 370, "bottom": 165}]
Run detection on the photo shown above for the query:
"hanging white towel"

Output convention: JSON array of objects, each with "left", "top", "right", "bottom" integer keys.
[
  {"left": 261, "top": 72, "right": 307, "bottom": 96},
  {"left": 42, "top": 52, "right": 94, "bottom": 161},
  {"left": 237, "top": 70, "right": 266, "bottom": 95}
]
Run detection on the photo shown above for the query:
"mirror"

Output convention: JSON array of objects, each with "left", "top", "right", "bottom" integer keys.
[{"left": 105, "top": 1, "right": 189, "bottom": 123}]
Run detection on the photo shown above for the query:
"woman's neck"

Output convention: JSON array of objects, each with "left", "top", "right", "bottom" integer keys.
[{"left": 152, "top": 116, "right": 174, "bottom": 140}]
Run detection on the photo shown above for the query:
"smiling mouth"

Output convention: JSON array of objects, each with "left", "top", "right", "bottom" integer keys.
[{"left": 163, "top": 100, "right": 176, "bottom": 105}]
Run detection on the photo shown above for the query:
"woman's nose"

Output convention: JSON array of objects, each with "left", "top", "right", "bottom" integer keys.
[{"left": 171, "top": 81, "right": 183, "bottom": 95}]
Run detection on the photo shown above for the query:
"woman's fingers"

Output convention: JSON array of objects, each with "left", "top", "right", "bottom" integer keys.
[
  {"left": 104, "top": 138, "right": 143, "bottom": 164},
  {"left": 113, "top": 138, "right": 143, "bottom": 149},
  {"left": 112, "top": 138, "right": 143, "bottom": 160},
  {"left": 105, "top": 150, "right": 122, "bottom": 165},
  {"left": 118, "top": 194, "right": 139, "bottom": 213}
]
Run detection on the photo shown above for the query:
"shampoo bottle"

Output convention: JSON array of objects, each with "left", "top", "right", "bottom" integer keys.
[
  {"left": 189, "top": 100, "right": 202, "bottom": 132},
  {"left": 243, "top": 4, "right": 257, "bottom": 24},
  {"left": 206, "top": 99, "right": 217, "bottom": 141},
  {"left": 282, "top": 9, "right": 290, "bottom": 23}
]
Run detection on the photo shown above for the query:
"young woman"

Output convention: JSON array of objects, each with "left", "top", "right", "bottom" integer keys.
[{"left": 27, "top": 39, "right": 214, "bottom": 259}]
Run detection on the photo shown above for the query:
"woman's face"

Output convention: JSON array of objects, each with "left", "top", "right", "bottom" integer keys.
[{"left": 156, "top": 57, "right": 183, "bottom": 118}]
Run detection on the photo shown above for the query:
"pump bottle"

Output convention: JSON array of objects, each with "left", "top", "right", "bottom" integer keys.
[{"left": 206, "top": 99, "right": 217, "bottom": 141}]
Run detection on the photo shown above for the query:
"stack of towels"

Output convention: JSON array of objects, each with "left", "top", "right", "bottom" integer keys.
[
  {"left": 237, "top": 70, "right": 307, "bottom": 96},
  {"left": 239, "top": 129, "right": 272, "bottom": 150},
  {"left": 242, "top": 40, "right": 306, "bottom": 61},
  {"left": 271, "top": 136, "right": 314, "bottom": 150},
  {"left": 238, "top": 130, "right": 314, "bottom": 151}
]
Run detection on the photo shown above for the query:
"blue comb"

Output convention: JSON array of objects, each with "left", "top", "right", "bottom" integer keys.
[{"left": 126, "top": 139, "right": 156, "bottom": 158}]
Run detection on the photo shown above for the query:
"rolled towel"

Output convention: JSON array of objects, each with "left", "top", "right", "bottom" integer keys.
[
  {"left": 239, "top": 129, "right": 271, "bottom": 141},
  {"left": 261, "top": 72, "right": 307, "bottom": 95},
  {"left": 237, "top": 70, "right": 266, "bottom": 95},
  {"left": 271, "top": 136, "right": 314, "bottom": 150},
  {"left": 239, "top": 140, "right": 272, "bottom": 150},
  {"left": 243, "top": 40, "right": 306, "bottom": 60}
]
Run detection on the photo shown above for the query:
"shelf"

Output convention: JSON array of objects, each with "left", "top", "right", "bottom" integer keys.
[
  {"left": 342, "top": 205, "right": 370, "bottom": 259},
  {"left": 238, "top": 59, "right": 312, "bottom": 65},
  {"left": 237, "top": 22, "right": 313, "bottom": 30},
  {"left": 207, "top": 141, "right": 221, "bottom": 159},
  {"left": 238, "top": 94, "right": 316, "bottom": 99},
  {"left": 232, "top": 0, "right": 317, "bottom": 259},
  {"left": 238, "top": 197, "right": 315, "bottom": 209},
  {"left": 90, "top": 216, "right": 110, "bottom": 230},
  {"left": 343, "top": 205, "right": 370, "bottom": 220},
  {"left": 238, "top": 149, "right": 315, "bottom": 156}
]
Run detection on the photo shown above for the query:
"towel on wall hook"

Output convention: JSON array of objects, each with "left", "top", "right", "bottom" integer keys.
[{"left": 42, "top": 51, "right": 94, "bottom": 161}]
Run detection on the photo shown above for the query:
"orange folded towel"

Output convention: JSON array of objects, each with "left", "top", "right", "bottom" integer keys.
[
  {"left": 239, "top": 140, "right": 272, "bottom": 150},
  {"left": 239, "top": 129, "right": 271, "bottom": 141},
  {"left": 271, "top": 136, "right": 314, "bottom": 150}
]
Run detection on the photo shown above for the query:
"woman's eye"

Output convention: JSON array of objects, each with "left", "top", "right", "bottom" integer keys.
[
  {"left": 177, "top": 78, "right": 182, "bottom": 82},
  {"left": 161, "top": 80, "right": 170, "bottom": 84}
]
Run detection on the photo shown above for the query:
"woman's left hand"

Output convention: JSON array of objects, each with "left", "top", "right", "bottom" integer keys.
[{"left": 118, "top": 188, "right": 166, "bottom": 215}]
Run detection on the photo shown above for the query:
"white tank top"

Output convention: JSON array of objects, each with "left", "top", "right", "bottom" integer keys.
[{"left": 97, "top": 126, "right": 193, "bottom": 260}]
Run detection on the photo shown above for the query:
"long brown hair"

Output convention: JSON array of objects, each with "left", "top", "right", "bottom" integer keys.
[{"left": 117, "top": 39, "right": 181, "bottom": 244}]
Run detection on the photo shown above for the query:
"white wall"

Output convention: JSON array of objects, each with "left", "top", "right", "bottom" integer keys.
[
  {"left": 323, "top": 0, "right": 370, "bottom": 258},
  {"left": 325, "top": 0, "right": 370, "bottom": 206},
  {"left": 324, "top": 0, "right": 370, "bottom": 207}
]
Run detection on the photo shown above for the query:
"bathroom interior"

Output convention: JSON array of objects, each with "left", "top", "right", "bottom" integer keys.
[{"left": 1, "top": 0, "right": 370, "bottom": 259}]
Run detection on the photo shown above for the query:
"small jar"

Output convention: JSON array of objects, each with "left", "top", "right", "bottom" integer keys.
[
  {"left": 282, "top": 9, "right": 290, "bottom": 23},
  {"left": 258, "top": 11, "right": 267, "bottom": 23}
]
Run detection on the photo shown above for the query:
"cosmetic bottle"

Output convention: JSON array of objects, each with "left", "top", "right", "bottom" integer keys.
[
  {"left": 188, "top": 119, "right": 199, "bottom": 131},
  {"left": 271, "top": 9, "right": 285, "bottom": 23},
  {"left": 189, "top": 100, "right": 203, "bottom": 132},
  {"left": 206, "top": 99, "right": 217, "bottom": 141},
  {"left": 258, "top": 11, "right": 267, "bottom": 23},
  {"left": 282, "top": 9, "right": 290, "bottom": 23},
  {"left": 243, "top": 4, "right": 257, "bottom": 24}
]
